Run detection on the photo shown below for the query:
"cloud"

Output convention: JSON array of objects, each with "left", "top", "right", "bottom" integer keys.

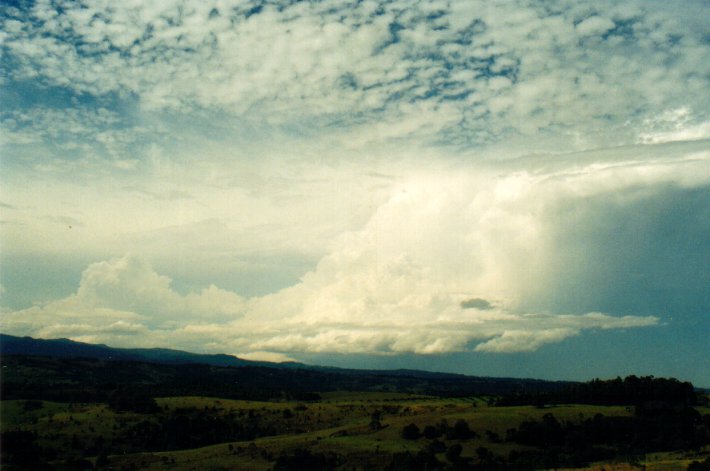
[
  {"left": 638, "top": 108, "right": 710, "bottom": 144},
  {"left": 236, "top": 351, "right": 297, "bottom": 363},
  {"left": 6, "top": 139, "right": 707, "bottom": 357},
  {"left": 2, "top": 0, "right": 707, "bottom": 152},
  {"left": 0, "top": 251, "right": 658, "bottom": 356},
  {"left": 575, "top": 16, "right": 616, "bottom": 37},
  {"left": 474, "top": 329, "right": 579, "bottom": 353},
  {"left": 461, "top": 298, "right": 494, "bottom": 310},
  {"left": 0, "top": 256, "right": 245, "bottom": 344},
  {"left": 0, "top": 104, "right": 146, "bottom": 174},
  {"left": 0, "top": 1, "right": 708, "bottom": 378}
]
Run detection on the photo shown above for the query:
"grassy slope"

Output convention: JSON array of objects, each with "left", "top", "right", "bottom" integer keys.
[{"left": 3, "top": 395, "right": 707, "bottom": 470}]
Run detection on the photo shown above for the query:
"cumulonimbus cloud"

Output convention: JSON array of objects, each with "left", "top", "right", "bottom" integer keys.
[{"left": 5, "top": 141, "right": 706, "bottom": 358}]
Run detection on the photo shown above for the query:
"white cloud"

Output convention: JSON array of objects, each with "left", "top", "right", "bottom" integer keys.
[
  {"left": 638, "top": 108, "right": 710, "bottom": 144},
  {"left": 0, "top": 255, "right": 245, "bottom": 342},
  {"left": 2, "top": 0, "right": 707, "bottom": 152},
  {"left": 575, "top": 16, "right": 616, "bottom": 36},
  {"left": 474, "top": 329, "right": 579, "bottom": 353},
  {"left": 6, "top": 140, "right": 707, "bottom": 356},
  {"left": 639, "top": 123, "right": 710, "bottom": 145},
  {"left": 0, "top": 249, "right": 658, "bottom": 355},
  {"left": 236, "top": 351, "right": 297, "bottom": 363}
]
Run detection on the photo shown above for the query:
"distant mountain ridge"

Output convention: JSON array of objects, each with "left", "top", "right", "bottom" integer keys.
[
  {"left": 0, "top": 333, "right": 279, "bottom": 368},
  {"left": 0, "top": 333, "right": 574, "bottom": 395}
]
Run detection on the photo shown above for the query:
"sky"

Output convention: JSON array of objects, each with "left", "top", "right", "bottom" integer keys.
[{"left": 1, "top": 0, "right": 709, "bottom": 385}]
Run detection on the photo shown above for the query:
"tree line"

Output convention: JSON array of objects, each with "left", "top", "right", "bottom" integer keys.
[{"left": 496, "top": 375, "right": 700, "bottom": 407}]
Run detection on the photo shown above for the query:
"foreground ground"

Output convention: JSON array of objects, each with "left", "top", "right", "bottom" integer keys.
[{"left": 3, "top": 392, "right": 709, "bottom": 470}]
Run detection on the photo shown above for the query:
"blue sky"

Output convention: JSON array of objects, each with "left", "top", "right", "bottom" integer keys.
[{"left": 1, "top": 0, "right": 709, "bottom": 385}]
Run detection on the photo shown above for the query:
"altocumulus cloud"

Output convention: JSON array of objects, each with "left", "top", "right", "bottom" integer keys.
[{"left": 2, "top": 0, "right": 708, "bottom": 152}]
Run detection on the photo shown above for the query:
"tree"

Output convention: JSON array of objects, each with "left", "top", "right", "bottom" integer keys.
[
  {"left": 446, "top": 443, "right": 462, "bottom": 462},
  {"left": 476, "top": 446, "right": 491, "bottom": 461},
  {"left": 108, "top": 389, "right": 159, "bottom": 413},
  {"left": 369, "top": 410, "right": 383, "bottom": 430},
  {"left": 688, "top": 458, "right": 710, "bottom": 470},
  {"left": 423, "top": 425, "right": 440, "bottom": 439},
  {"left": 427, "top": 439, "right": 446, "bottom": 453},
  {"left": 402, "top": 423, "right": 420, "bottom": 440},
  {"left": 95, "top": 451, "right": 109, "bottom": 468},
  {"left": 451, "top": 419, "right": 473, "bottom": 439}
]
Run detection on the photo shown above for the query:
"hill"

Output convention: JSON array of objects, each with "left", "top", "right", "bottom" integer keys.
[
  {"left": 0, "top": 333, "right": 266, "bottom": 367},
  {"left": 0, "top": 333, "right": 572, "bottom": 399}
]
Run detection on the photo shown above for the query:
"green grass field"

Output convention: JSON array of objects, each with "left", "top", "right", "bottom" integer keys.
[
  {"left": 7, "top": 393, "right": 705, "bottom": 471},
  {"left": 1, "top": 392, "right": 708, "bottom": 470}
]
